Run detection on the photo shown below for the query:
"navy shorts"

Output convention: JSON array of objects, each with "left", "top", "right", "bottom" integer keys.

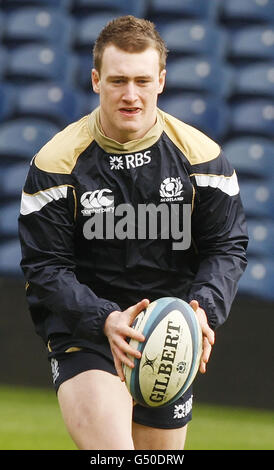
[{"left": 49, "top": 349, "right": 193, "bottom": 430}]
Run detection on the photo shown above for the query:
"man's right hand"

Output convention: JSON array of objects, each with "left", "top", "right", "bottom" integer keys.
[{"left": 103, "top": 298, "right": 150, "bottom": 381}]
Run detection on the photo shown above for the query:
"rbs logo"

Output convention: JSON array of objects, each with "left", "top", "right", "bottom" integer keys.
[{"left": 109, "top": 151, "right": 151, "bottom": 170}]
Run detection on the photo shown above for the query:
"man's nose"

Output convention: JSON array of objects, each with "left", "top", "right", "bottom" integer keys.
[{"left": 122, "top": 82, "right": 138, "bottom": 102}]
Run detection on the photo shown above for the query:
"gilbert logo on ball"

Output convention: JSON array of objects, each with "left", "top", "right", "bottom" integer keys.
[{"left": 123, "top": 297, "right": 202, "bottom": 408}]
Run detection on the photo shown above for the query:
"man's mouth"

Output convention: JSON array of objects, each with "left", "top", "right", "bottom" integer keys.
[{"left": 119, "top": 107, "right": 141, "bottom": 116}]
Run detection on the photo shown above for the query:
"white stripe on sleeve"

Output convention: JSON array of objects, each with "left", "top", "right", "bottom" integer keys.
[
  {"left": 20, "top": 185, "right": 68, "bottom": 215},
  {"left": 194, "top": 171, "right": 239, "bottom": 196}
]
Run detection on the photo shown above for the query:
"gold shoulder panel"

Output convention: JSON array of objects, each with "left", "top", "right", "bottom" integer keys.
[
  {"left": 35, "top": 115, "right": 94, "bottom": 174},
  {"left": 161, "top": 110, "right": 221, "bottom": 165}
]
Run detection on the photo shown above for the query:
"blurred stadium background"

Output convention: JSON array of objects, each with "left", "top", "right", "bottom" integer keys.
[{"left": 0, "top": 0, "right": 273, "bottom": 450}]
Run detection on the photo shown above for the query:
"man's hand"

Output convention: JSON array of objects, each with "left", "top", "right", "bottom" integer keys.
[
  {"left": 104, "top": 299, "right": 150, "bottom": 381},
  {"left": 189, "top": 300, "right": 215, "bottom": 374}
]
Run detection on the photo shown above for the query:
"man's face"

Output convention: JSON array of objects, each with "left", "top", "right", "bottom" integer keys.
[{"left": 92, "top": 44, "right": 166, "bottom": 143}]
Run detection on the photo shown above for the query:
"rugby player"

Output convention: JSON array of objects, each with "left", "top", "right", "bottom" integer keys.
[{"left": 18, "top": 16, "right": 248, "bottom": 450}]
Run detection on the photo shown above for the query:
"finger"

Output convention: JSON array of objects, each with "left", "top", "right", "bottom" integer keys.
[
  {"left": 199, "top": 337, "right": 212, "bottom": 374},
  {"left": 117, "top": 351, "right": 137, "bottom": 381},
  {"left": 123, "top": 324, "right": 145, "bottom": 343},
  {"left": 114, "top": 355, "right": 125, "bottom": 382},
  {"left": 199, "top": 356, "right": 208, "bottom": 374},
  {"left": 127, "top": 298, "right": 150, "bottom": 325},
  {"left": 112, "top": 345, "right": 135, "bottom": 382},
  {"left": 189, "top": 300, "right": 199, "bottom": 311},
  {"left": 202, "top": 337, "right": 212, "bottom": 364},
  {"left": 111, "top": 334, "right": 142, "bottom": 366},
  {"left": 110, "top": 344, "right": 125, "bottom": 381},
  {"left": 190, "top": 299, "right": 215, "bottom": 345},
  {"left": 114, "top": 333, "right": 142, "bottom": 359},
  {"left": 199, "top": 359, "right": 206, "bottom": 374},
  {"left": 204, "top": 323, "right": 215, "bottom": 346}
]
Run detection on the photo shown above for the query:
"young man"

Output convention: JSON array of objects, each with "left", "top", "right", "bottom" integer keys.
[{"left": 18, "top": 16, "right": 248, "bottom": 450}]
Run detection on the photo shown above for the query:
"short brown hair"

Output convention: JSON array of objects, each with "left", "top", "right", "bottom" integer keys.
[{"left": 93, "top": 15, "right": 168, "bottom": 73}]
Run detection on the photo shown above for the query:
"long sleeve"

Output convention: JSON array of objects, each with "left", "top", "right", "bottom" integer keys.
[
  {"left": 187, "top": 151, "right": 248, "bottom": 330},
  {"left": 18, "top": 159, "right": 120, "bottom": 343}
]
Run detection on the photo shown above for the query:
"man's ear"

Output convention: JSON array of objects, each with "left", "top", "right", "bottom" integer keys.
[
  {"left": 158, "top": 69, "right": 166, "bottom": 95},
  {"left": 92, "top": 68, "right": 100, "bottom": 94}
]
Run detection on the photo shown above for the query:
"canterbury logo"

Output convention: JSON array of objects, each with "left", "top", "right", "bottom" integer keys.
[{"left": 80, "top": 189, "right": 113, "bottom": 210}]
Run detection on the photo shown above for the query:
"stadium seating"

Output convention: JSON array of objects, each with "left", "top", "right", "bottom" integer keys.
[
  {"left": 74, "top": 13, "right": 119, "bottom": 50},
  {"left": 0, "top": 0, "right": 73, "bottom": 11},
  {"left": 4, "top": 7, "right": 74, "bottom": 47},
  {"left": 165, "top": 57, "right": 233, "bottom": 98},
  {"left": 0, "top": 47, "right": 8, "bottom": 79},
  {"left": 0, "top": 118, "right": 60, "bottom": 162},
  {"left": 7, "top": 44, "right": 79, "bottom": 86},
  {"left": 159, "top": 94, "right": 230, "bottom": 140},
  {"left": 229, "top": 26, "right": 274, "bottom": 61},
  {"left": 220, "top": 0, "right": 274, "bottom": 25},
  {"left": 230, "top": 99, "right": 274, "bottom": 138},
  {"left": 0, "top": 11, "right": 4, "bottom": 36},
  {"left": 233, "top": 62, "right": 274, "bottom": 98},
  {"left": 0, "top": 83, "right": 16, "bottom": 123},
  {"left": 0, "top": 163, "right": 32, "bottom": 200},
  {"left": 16, "top": 83, "right": 88, "bottom": 127},
  {"left": 246, "top": 218, "right": 274, "bottom": 257},
  {"left": 238, "top": 257, "right": 274, "bottom": 301},
  {"left": 0, "top": 201, "right": 21, "bottom": 238},
  {"left": 148, "top": 0, "right": 219, "bottom": 22},
  {"left": 0, "top": 1, "right": 272, "bottom": 295},
  {"left": 76, "top": 53, "right": 93, "bottom": 90},
  {"left": 240, "top": 181, "right": 274, "bottom": 219},
  {"left": 223, "top": 137, "right": 274, "bottom": 180},
  {"left": 72, "top": 0, "right": 147, "bottom": 17},
  {"left": 0, "top": 239, "right": 22, "bottom": 277},
  {"left": 159, "top": 21, "right": 228, "bottom": 59}
]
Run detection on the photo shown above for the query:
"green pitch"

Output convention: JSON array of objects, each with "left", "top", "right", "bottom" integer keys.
[{"left": 0, "top": 385, "right": 273, "bottom": 450}]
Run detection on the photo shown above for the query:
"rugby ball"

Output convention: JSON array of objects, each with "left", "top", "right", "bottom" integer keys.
[{"left": 123, "top": 297, "right": 202, "bottom": 408}]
